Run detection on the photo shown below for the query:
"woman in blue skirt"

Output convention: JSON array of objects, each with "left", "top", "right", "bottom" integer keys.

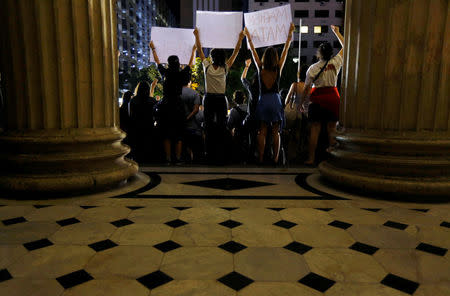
[{"left": 244, "top": 23, "right": 295, "bottom": 164}]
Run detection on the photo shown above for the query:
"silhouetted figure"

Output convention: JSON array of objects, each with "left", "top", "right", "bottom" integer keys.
[
  {"left": 129, "top": 81, "right": 157, "bottom": 163},
  {"left": 119, "top": 91, "right": 133, "bottom": 146}
]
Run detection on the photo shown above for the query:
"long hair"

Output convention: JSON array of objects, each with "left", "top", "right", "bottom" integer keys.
[
  {"left": 134, "top": 81, "right": 150, "bottom": 98},
  {"left": 262, "top": 47, "right": 279, "bottom": 72},
  {"left": 121, "top": 90, "right": 133, "bottom": 107},
  {"left": 210, "top": 48, "right": 226, "bottom": 68},
  {"left": 318, "top": 42, "right": 333, "bottom": 61}
]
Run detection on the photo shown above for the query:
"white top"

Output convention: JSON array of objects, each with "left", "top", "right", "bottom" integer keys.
[
  {"left": 305, "top": 54, "right": 343, "bottom": 88},
  {"left": 203, "top": 59, "right": 227, "bottom": 94}
]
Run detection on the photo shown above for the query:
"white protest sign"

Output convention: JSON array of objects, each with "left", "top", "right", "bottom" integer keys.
[
  {"left": 196, "top": 11, "right": 243, "bottom": 49},
  {"left": 244, "top": 4, "right": 292, "bottom": 48},
  {"left": 150, "top": 27, "right": 195, "bottom": 65}
]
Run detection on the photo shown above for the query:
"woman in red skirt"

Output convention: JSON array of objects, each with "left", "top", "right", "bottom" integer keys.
[{"left": 299, "top": 25, "right": 344, "bottom": 165}]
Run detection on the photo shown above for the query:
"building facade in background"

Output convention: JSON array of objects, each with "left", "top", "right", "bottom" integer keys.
[
  {"left": 248, "top": 0, "right": 344, "bottom": 65},
  {"left": 180, "top": 0, "right": 245, "bottom": 28},
  {"left": 117, "top": 0, "right": 177, "bottom": 74}
]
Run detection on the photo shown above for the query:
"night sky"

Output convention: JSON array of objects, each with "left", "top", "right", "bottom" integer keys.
[{"left": 166, "top": 0, "right": 181, "bottom": 24}]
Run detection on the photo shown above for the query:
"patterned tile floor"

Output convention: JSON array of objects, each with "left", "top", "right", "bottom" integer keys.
[{"left": 0, "top": 166, "right": 449, "bottom": 295}]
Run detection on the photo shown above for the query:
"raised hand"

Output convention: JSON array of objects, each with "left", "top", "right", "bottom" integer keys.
[
  {"left": 193, "top": 28, "right": 199, "bottom": 36},
  {"left": 149, "top": 41, "right": 155, "bottom": 49},
  {"left": 289, "top": 22, "right": 296, "bottom": 33},
  {"left": 239, "top": 30, "right": 245, "bottom": 40},
  {"left": 245, "top": 59, "right": 252, "bottom": 67},
  {"left": 243, "top": 27, "right": 250, "bottom": 37}
]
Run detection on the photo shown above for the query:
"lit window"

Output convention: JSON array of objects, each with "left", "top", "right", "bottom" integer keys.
[
  {"left": 300, "top": 26, "right": 308, "bottom": 33},
  {"left": 314, "top": 26, "right": 322, "bottom": 34}
]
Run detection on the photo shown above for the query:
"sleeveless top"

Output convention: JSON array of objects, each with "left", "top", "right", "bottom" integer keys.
[{"left": 259, "top": 68, "right": 280, "bottom": 95}]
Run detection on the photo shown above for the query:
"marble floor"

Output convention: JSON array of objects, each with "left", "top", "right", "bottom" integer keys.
[{"left": 0, "top": 166, "right": 449, "bottom": 295}]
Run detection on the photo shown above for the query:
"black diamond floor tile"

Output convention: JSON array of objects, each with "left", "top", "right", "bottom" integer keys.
[
  {"left": 273, "top": 220, "right": 297, "bottom": 229},
  {"left": 110, "top": 219, "right": 134, "bottom": 228},
  {"left": 127, "top": 206, "right": 145, "bottom": 210},
  {"left": 80, "top": 206, "right": 97, "bottom": 209},
  {"left": 56, "top": 217, "right": 80, "bottom": 227},
  {"left": 219, "top": 219, "right": 242, "bottom": 229},
  {"left": 362, "top": 208, "right": 381, "bottom": 212},
  {"left": 381, "top": 273, "right": 419, "bottom": 295},
  {"left": 410, "top": 208, "right": 429, "bottom": 213},
  {"left": 2, "top": 217, "right": 27, "bottom": 226},
  {"left": 56, "top": 269, "right": 93, "bottom": 289},
  {"left": 221, "top": 207, "right": 238, "bottom": 211},
  {"left": 383, "top": 221, "right": 408, "bottom": 230},
  {"left": 154, "top": 240, "right": 181, "bottom": 253},
  {"left": 217, "top": 271, "right": 254, "bottom": 291},
  {"left": 182, "top": 178, "right": 274, "bottom": 191},
  {"left": 33, "top": 205, "right": 51, "bottom": 209},
  {"left": 440, "top": 221, "right": 450, "bottom": 228},
  {"left": 416, "top": 243, "right": 447, "bottom": 256},
  {"left": 0, "top": 269, "right": 12, "bottom": 283},
  {"left": 328, "top": 220, "right": 352, "bottom": 230},
  {"left": 349, "top": 242, "right": 379, "bottom": 255},
  {"left": 267, "top": 207, "right": 285, "bottom": 211},
  {"left": 23, "top": 238, "right": 53, "bottom": 251},
  {"left": 165, "top": 219, "right": 188, "bottom": 228},
  {"left": 88, "top": 239, "right": 118, "bottom": 252},
  {"left": 173, "top": 207, "right": 191, "bottom": 211},
  {"left": 284, "top": 241, "right": 313, "bottom": 255},
  {"left": 137, "top": 270, "right": 173, "bottom": 290},
  {"left": 219, "top": 241, "right": 247, "bottom": 254},
  {"left": 315, "top": 208, "right": 333, "bottom": 212},
  {"left": 299, "top": 272, "right": 336, "bottom": 292}
]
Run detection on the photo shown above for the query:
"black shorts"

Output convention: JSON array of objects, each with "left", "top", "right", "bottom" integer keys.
[{"left": 308, "top": 103, "right": 338, "bottom": 123}]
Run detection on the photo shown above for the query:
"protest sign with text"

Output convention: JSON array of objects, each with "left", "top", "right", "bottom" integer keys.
[
  {"left": 196, "top": 11, "right": 243, "bottom": 49},
  {"left": 150, "top": 27, "right": 195, "bottom": 65},
  {"left": 244, "top": 5, "right": 292, "bottom": 48}
]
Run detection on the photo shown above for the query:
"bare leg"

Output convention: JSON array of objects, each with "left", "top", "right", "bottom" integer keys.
[
  {"left": 272, "top": 122, "right": 281, "bottom": 163},
  {"left": 163, "top": 139, "right": 171, "bottom": 162},
  {"left": 327, "top": 121, "right": 337, "bottom": 148},
  {"left": 257, "top": 123, "right": 268, "bottom": 163},
  {"left": 175, "top": 140, "right": 183, "bottom": 160},
  {"left": 305, "top": 122, "right": 321, "bottom": 165}
]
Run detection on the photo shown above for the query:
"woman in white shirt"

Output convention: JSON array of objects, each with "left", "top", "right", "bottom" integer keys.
[
  {"left": 193, "top": 28, "right": 244, "bottom": 164},
  {"left": 299, "top": 25, "right": 344, "bottom": 165}
]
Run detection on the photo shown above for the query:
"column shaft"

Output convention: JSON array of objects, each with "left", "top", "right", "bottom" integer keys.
[
  {"left": 320, "top": 0, "right": 450, "bottom": 197},
  {"left": 0, "top": 0, "right": 137, "bottom": 194}
]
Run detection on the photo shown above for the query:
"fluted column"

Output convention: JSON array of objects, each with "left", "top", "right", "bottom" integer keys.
[
  {"left": 320, "top": 0, "right": 450, "bottom": 196},
  {"left": 0, "top": 0, "right": 138, "bottom": 194}
]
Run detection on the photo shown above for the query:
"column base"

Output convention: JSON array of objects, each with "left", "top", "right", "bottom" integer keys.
[
  {"left": 0, "top": 127, "right": 138, "bottom": 196},
  {"left": 319, "top": 131, "right": 450, "bottom": 197}
]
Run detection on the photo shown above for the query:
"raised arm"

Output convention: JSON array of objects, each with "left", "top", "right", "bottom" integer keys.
[
  {"left": 331, "top": 25, "right": 344, "bottom": 57},
  {"left": 278, "top": 23, "right": 295, "bottom": 73},
  {"left": 193, "top": 28, "right": 206, "bottom": 61},
  {"left": 241, "top": 59, "right": 252, "bottom": 81},
  {"left": 149, "top": 41, "right": 160, "bottom": 65},
  {"left": 188, "top": 45, "right": 197, "bottom": 67},
  {"left": 226, "top": 31, "right": 245, "bottom": 69},
  {"left": 150, "top": 79, "right": 158, "bottom": 97},
  {"left": 244, "top": 27, "right": 261, "bottom": 71}
]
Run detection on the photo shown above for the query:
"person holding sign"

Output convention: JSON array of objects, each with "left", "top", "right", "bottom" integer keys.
[
  {"left": 298, "top": 25, "right": 344, "bottom": 166},
  {"left": 150, "top": 41, "right": 197, "bottom": 165},
  {"left": 244, "top": 23, "right": 295, "bottom": 165},
  {"left": 193, "top": 28, "right": 245, "bottom": 165}
]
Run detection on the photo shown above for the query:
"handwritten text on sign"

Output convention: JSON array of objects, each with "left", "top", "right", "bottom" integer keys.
[
  {"left": 196, "top": 11, "right": 243, "bottom": 49},
  {"left": 150, "top": 27, "right": 195, "bottom": 65},
  {"left": 244, "top": 5, "right": 292, "bottom": 48}
]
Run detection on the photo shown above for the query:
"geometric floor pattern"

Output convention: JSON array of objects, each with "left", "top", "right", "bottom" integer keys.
[{"left": 0, "top": 166, "right": 449, "bottom": 295}]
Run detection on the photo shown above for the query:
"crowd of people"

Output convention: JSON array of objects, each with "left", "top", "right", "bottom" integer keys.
[{"left": 119, "top": 24, "right": 344, "bottom": 166}]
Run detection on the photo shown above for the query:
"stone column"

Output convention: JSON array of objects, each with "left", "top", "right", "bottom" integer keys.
[
  {"left": 320, "top": 0, "right": 450, "bottom": 196},
  {"left": 0, "top": 0, "right": 138, "bottom": 194}
]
